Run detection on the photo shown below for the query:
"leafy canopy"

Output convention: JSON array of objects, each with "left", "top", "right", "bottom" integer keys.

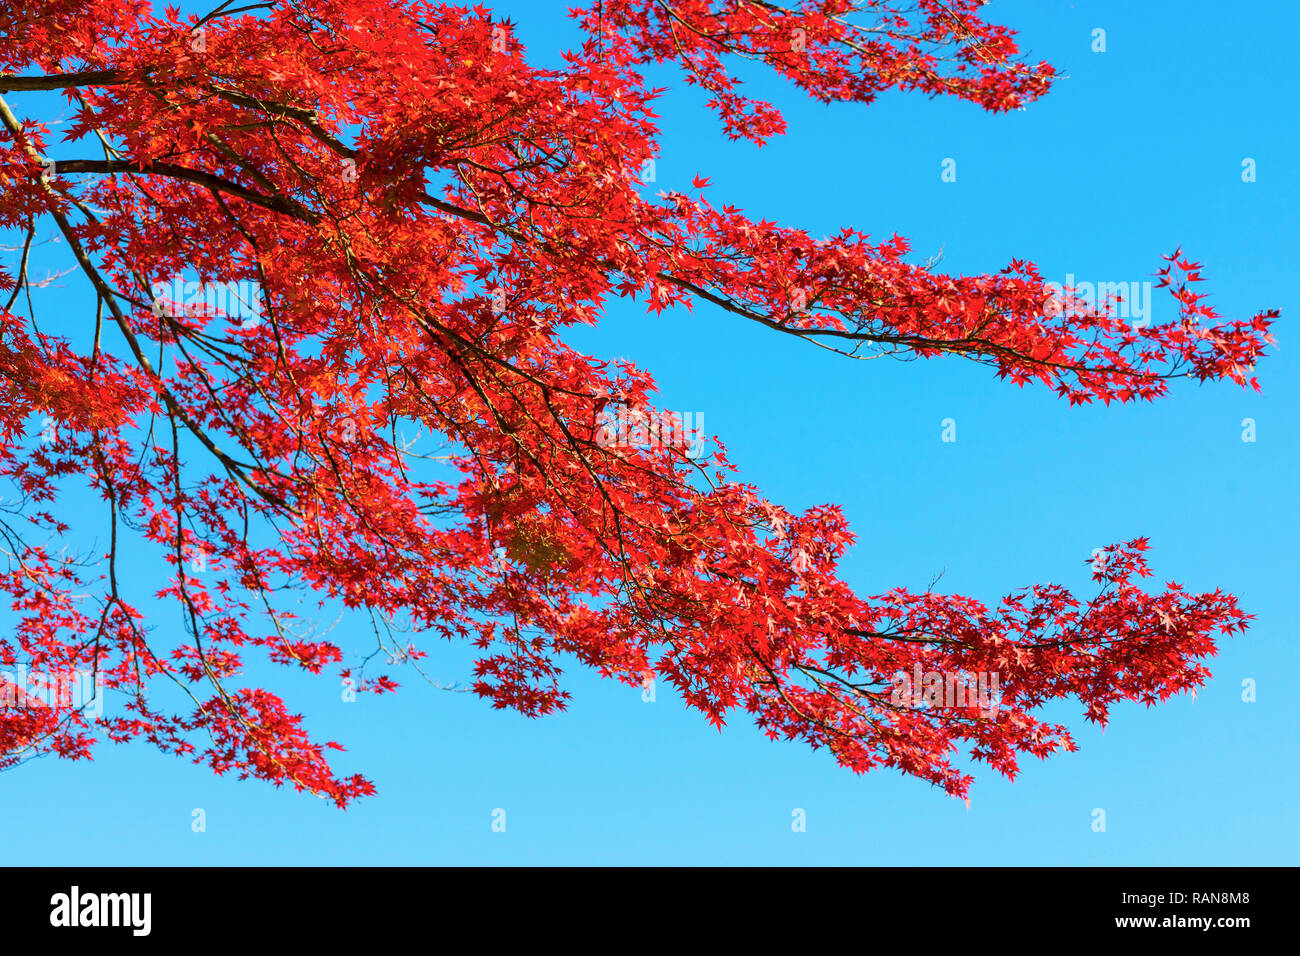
[{"left": 0, "top": 0, "right": 1275, "bottom": 805}]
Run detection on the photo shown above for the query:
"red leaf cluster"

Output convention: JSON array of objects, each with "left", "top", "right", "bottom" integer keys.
[{"left": 0, "top": 0, "right": 1273, "bottom": 804}]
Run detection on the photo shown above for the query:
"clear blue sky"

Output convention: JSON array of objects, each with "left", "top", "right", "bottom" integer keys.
[{"left": 2, "top": 0, "right": 1296, "bottom": 865}]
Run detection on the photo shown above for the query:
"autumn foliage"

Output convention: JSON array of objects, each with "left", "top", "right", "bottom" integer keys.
[{"left": 0, "top": 0, "right": 1276, "bottom": 805}]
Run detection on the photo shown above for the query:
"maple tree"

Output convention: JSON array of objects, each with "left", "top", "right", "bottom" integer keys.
[{"left": 0, "top": 0, "right": 1276, "bottom": 806}]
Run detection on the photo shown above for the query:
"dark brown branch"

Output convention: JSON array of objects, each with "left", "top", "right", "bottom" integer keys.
[
  {"left": 50, "top": 159, "right": 309, "bottom": 219},
  {"left": 0, "top": 70, "right": 123, "bottom": 92}
]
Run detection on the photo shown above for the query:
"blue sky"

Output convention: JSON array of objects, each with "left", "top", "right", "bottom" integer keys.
[{"left": 2, "top": 0, "right": 1297, "bottom": 865}]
